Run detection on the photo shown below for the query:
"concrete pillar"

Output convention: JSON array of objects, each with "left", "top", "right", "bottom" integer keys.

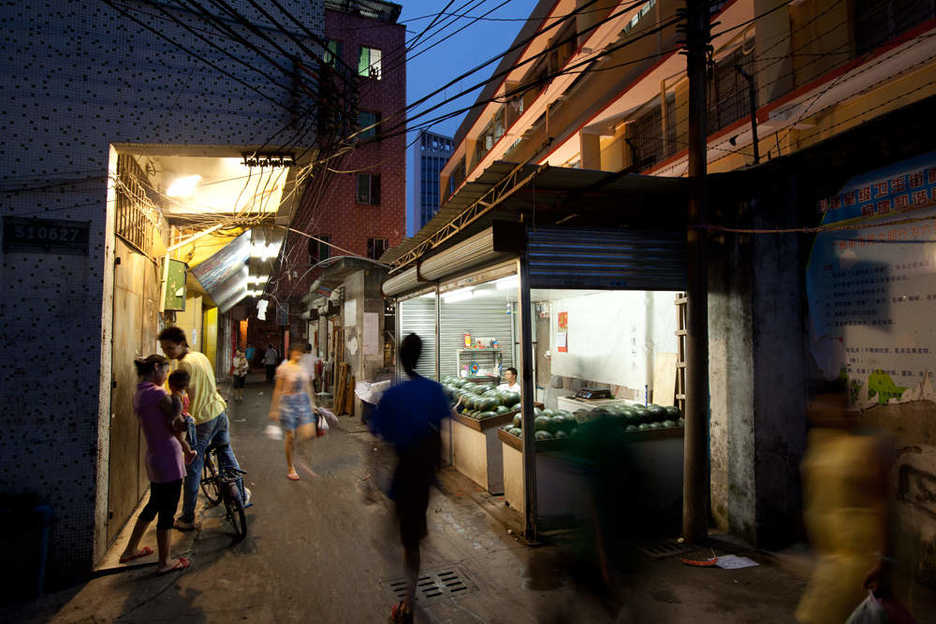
[
  {"left": 708, "top": 177, "right": 808, "bottom": 547},
  {"left": 579, "top": 131, "right": 601, "bottom": 170}
]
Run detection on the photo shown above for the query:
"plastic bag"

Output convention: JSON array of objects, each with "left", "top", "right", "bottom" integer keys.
[
  {"left": 316, "top": 410, "right": 330, "bottom": 437},
  {"left": 264, "top": 423, "right": 283, "bottom": 440},
  {"left": 846, "top": 592, "right": 888, "bottom": 624}
]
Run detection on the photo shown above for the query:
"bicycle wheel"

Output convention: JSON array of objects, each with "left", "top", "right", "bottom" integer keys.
[
  {"left": 200, "top": 451, "right": 222, "bottom": 506},
  {"left": 224, "top": 483, "right": 248, "bottom": 542}
]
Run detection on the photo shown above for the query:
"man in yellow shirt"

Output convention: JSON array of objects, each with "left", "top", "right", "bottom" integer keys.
[{"left": 158, "top": 326, "right": 250, "bottom": 530}]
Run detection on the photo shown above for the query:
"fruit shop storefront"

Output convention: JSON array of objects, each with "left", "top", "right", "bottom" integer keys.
[{"left": 381, "top": 163, "right": 690, "bottom": 536}]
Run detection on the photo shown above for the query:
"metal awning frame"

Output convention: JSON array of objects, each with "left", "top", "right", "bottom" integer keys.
[{"left": 389, "top": 162, "right": 547, "bottom": 273}]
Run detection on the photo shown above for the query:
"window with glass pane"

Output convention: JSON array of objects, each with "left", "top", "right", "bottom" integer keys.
[
  {"left": 308, "top": 234, "right": 331, "bottom": 262},
  {"left": 357, "top": 173, "right": 381, "bottom": 205},
  {"left": 324, "top": 40, "right": 342, "bottom": 68},
  {"left": 358, "top": 110, "right": 380, "bottom": 139},
  {"left": 358, "top": 46, "right": 382, "bottom": 79},
  {"left": 367, "top": 237, "right": 389, "bottom": 259}
]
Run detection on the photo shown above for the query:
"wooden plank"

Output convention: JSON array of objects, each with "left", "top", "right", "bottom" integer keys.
[{"left": 652, "top": 352, "right": 678, "bottom": 407}]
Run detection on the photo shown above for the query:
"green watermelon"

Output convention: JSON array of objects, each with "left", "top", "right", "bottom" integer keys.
[
  {"left": 535, "top": 430, "right": 553, "bottom": 441},
  {"left": 534, "top": 416, "right": 551, "bottom": 431},
  {"left": 661, "top": 420, "right": 675, "bottom": 429},
  {"left": 495, "top": 405, "right": 509, "bottom": 415},
  {"left": 648, "top": 405, "right": 667, "bottom": 422},
  {"left": 638, "top": 423, "right": 650, "bottom": 431},
  {"left": 479, "top": 411, "right": 497, "bottom": 419},
  {"left": 590, "top": 408, "right": 612, "bottom": 420},
  {"left": 509, "top": 427, "right": 522, "bottom": 437},
  {"left": 555, "top": 430, "right": 568, "bottom": 439},
  {"left": 625, "top": 424, "right": 638, "bottom": 432},
  {"left": 573, "top": 409, "right": 591, "bottom": 424},
  {"left": 512, "top": 414, "right": 522, "bottom": 428},
  {"left": 503, "top": 391, "right": 520, "bottom": 407},
  {"left": 664, "top": 406, "right": 681, "bottom": 419}
]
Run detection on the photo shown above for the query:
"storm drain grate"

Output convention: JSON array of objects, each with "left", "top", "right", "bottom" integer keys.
[
  {"left": 638, "top": 539, "right": 697, "bottom": 559},
  {"left": 382, "top": 567, "right": 476, "bottom": 603}
]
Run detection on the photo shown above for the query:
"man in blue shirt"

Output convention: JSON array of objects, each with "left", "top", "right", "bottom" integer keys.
[{"left": 371, "top": 333, "right": 450, "bottom": 623}]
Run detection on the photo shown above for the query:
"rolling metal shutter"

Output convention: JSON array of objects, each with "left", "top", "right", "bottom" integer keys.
[
  {"left": 399, "top": 297, "right": 437, "bottom": 379},
  {"left": 439, "top": 298, "right": 515, "bottom": 379},
  {"left": 527, "top": 227, "right": 687, "bottom": 291}
]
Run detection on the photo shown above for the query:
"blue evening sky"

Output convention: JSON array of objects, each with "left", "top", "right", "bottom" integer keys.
[
  {"left": 400, "top": 0, "right": 540, "bottom": 138},
  {"left": 398, "top": 0, "right": 540, "bottom": 236}
]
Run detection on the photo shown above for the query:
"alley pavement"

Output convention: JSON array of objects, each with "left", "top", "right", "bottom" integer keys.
[{"left": 4, "top": 374, "right": 935, "bottom": 623}]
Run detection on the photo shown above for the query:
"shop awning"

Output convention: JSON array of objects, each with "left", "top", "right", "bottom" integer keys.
[
  {"left": 190, "top": 230, "right": 251, "bottom": 313},
  {"left": 381, "top": 161, "right": 689, "bottom": 271}
]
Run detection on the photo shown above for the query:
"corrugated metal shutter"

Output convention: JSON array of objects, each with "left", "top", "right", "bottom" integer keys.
[
  {"left": 527, "top": 227, "right": 686, "bottom": 291},
  {"left": 440, "top": 298, "right": 515, "bottom": 379},
  {"left": 399, "top": 297, "right": 437, "bottom": 379}
]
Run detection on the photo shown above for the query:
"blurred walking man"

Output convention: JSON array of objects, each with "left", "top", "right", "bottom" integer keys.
[{"left": 370, "top": 334, "right": 450, "bottom": 623}]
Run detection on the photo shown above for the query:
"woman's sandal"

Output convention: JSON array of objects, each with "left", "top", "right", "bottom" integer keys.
[
  {"left": 287, "top": 471, "right": 300, "bottom": 481},
  {"left": 157, "top": 557, "right": 191, "bottom": 574},
  {"left": 119, "top": 546, "right": 153, "bottom": 564}
]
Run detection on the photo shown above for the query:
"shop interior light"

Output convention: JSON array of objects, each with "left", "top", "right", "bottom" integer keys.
[
  {"left": 247, "top": 275, "right": 269, "bottom": 284},
  {"left": 442, "top": 287, "right": 473, "bottom": 303},
  {"left": 166, "top": 175, "right": 202, "bottom": 198},
  {"left": 250, "top": 243, "right": 279, "bottom": 260},
  {"left": 495, "top": 275, "right": 519, "bottom": 290}
]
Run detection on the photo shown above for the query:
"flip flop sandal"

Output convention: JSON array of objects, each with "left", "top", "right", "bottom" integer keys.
[
  {"left": 287, "top": 472, "right": 300, "bottom": 481},
  {"left": 158, "top": 557, "right": 191, "bottom": 575},
  {"left": 119, "top": 546, "right": 153, "bottom": 564}
]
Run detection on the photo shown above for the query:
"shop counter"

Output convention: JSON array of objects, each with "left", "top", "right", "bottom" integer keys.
[
  {"left": 498, "top": 427, "right": 684, "bottom": 528},
  {"left": 450, "top": 410, "right": 515, "bottom": 494}
]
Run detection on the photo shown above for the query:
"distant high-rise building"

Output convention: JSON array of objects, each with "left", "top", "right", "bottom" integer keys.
[{"left": 407, "top": 130, "right": 454, "bottom": 236}]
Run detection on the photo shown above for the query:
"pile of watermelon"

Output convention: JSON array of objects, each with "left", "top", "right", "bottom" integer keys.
[
  {"left": 499, "top": 403, "right": 684, "bottom": 441},
  {"left": 499, "top": 407, "right": 577, "bottom": 440},
  {"left": 442, "top": 376, "right": 521, "bottom": 420}
]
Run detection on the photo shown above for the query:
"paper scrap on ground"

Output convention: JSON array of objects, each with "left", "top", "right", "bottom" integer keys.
[{"left": 715, "top": 555, "right": 759, "bottom": 569}]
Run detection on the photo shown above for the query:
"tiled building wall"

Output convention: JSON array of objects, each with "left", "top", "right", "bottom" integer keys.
[{"left": 0, "top": 0, "right": 325, "bottom": 583}]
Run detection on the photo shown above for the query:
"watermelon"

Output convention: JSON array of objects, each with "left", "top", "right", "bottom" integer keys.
[
  {"left": 573, "top": 409, "right": 591, "bottom": 424},
  {"left": 482, "top": 389, "right": 498, "bottom": 398},
  {"left": 661, "top": 420, "right": 675, "bottom": 429},
  {"left": 495, "top": 405, "right": 509, "bottom": 415},
  {"left": 625, "top": 424, "right": 638, "bottom": 432},
  {"left": 509, "top": 427, "right": 522, "bottom": 437},
  {"left": 534, "top": 416, "right": 551, "bottom": 431},
  {"left": 590, "top": 407, "right": 612, "bottom": 420},
  {"left": 545, "top": 417, "right": 562, "bottom": 434},
  {"left": 638, "top": 423, "right": 650, "bottom": 431},
  {"left": 664, "top": 406, "right": 681, "bottom": 419},
  {"left": 502, "top": 391, "right": 520, "bottom": 407},
  {"left": 535, "top": 430, "right": 553, "bottom": 441},
  {"left": 512, "top": 414, "right": 522, "bottom": 428},
  {"left": 648, "top": 405, "right": 667, "bottom": 422},
  {"left": 555, "top": 430, "right": 568, "bottom": 439},
  {"left": 678, "top": 417, "right": 685, "bottom": 427},
  {"left": 479, "top": 411, "right": 497, "bottom": 419}
]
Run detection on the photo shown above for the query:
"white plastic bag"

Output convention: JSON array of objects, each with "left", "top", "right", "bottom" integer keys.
[
  {"left": 316, "top": 410, "right": 330, "bottom": 436},
  {"left": 264, "top": 423, "right": 283, "bottom": 440},
  {"left": 845, "top": 592, "right": 888, "bottom": 624}
]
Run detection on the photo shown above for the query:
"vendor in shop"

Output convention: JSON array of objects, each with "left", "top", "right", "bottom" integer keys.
[{"left": 497, "top": 367, "right": 520, "bottom": 393}]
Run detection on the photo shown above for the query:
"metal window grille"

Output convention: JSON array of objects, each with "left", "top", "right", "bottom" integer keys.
[
  {"left": 856, "top": 0, "right": 936, "bottom": 55},
  {"left": 115, "top": 154, "right": 162, "bottom": 257},
  {"left": 708, "top": 48, "right": 754, "bottom": 134}
]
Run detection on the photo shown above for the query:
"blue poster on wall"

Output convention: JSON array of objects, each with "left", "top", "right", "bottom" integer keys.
[{"left": 806, "top": 151, "right": 936, "bottom": 408}]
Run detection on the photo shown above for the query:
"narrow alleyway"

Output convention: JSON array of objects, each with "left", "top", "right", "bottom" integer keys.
[{"left": 8, "top": 376, "right": 932, "bottom": 623}]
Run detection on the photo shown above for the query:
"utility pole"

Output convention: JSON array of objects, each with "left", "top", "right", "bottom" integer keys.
[
  {"left": 682, "top": 0, "right": 711, "bottom": 543},
  {"left": 736, "top": 65, "right": 759, "bottom": 165}
]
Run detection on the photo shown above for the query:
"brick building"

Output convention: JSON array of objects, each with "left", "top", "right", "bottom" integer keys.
[{"left": 274, "top": 0, "right": 406, "bottom": 322}]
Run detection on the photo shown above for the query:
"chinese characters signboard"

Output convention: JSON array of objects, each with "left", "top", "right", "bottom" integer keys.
[{"left": 806, "top": 151, "right": 936, "bottom": 408}]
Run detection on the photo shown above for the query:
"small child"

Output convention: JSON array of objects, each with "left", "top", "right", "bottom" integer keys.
[{"left": 168, "top": 370, "right": 198, "bottom": 465}]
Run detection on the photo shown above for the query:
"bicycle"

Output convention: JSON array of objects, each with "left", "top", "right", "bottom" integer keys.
[{"left": 199, "top": 444, "right": 248, "bottom": 541}]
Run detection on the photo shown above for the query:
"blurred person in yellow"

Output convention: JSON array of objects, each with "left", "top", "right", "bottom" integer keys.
[{"left": 796, "top": 383, "right": 897, "bottom": 624}]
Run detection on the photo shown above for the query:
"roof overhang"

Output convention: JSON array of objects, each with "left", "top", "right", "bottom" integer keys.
[{"left": 382, "top": 161, "right": 689, "bottom": 270}]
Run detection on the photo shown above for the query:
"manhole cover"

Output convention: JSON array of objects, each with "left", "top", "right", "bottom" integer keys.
[
  {"left": 381, "top": 567, "right": 477, "bottom": 603},
  {"left": 637, "top": 539, "right": 696, "bottom": 559}
]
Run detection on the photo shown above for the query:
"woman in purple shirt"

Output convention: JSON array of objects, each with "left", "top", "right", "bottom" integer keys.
[{"left": 118, "top": 354, "right": 191, "bottom": 574}]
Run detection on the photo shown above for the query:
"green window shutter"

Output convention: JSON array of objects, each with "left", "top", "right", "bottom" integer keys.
[{"left": 358, "top": 47, "right": 370, "bottom": 77}]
